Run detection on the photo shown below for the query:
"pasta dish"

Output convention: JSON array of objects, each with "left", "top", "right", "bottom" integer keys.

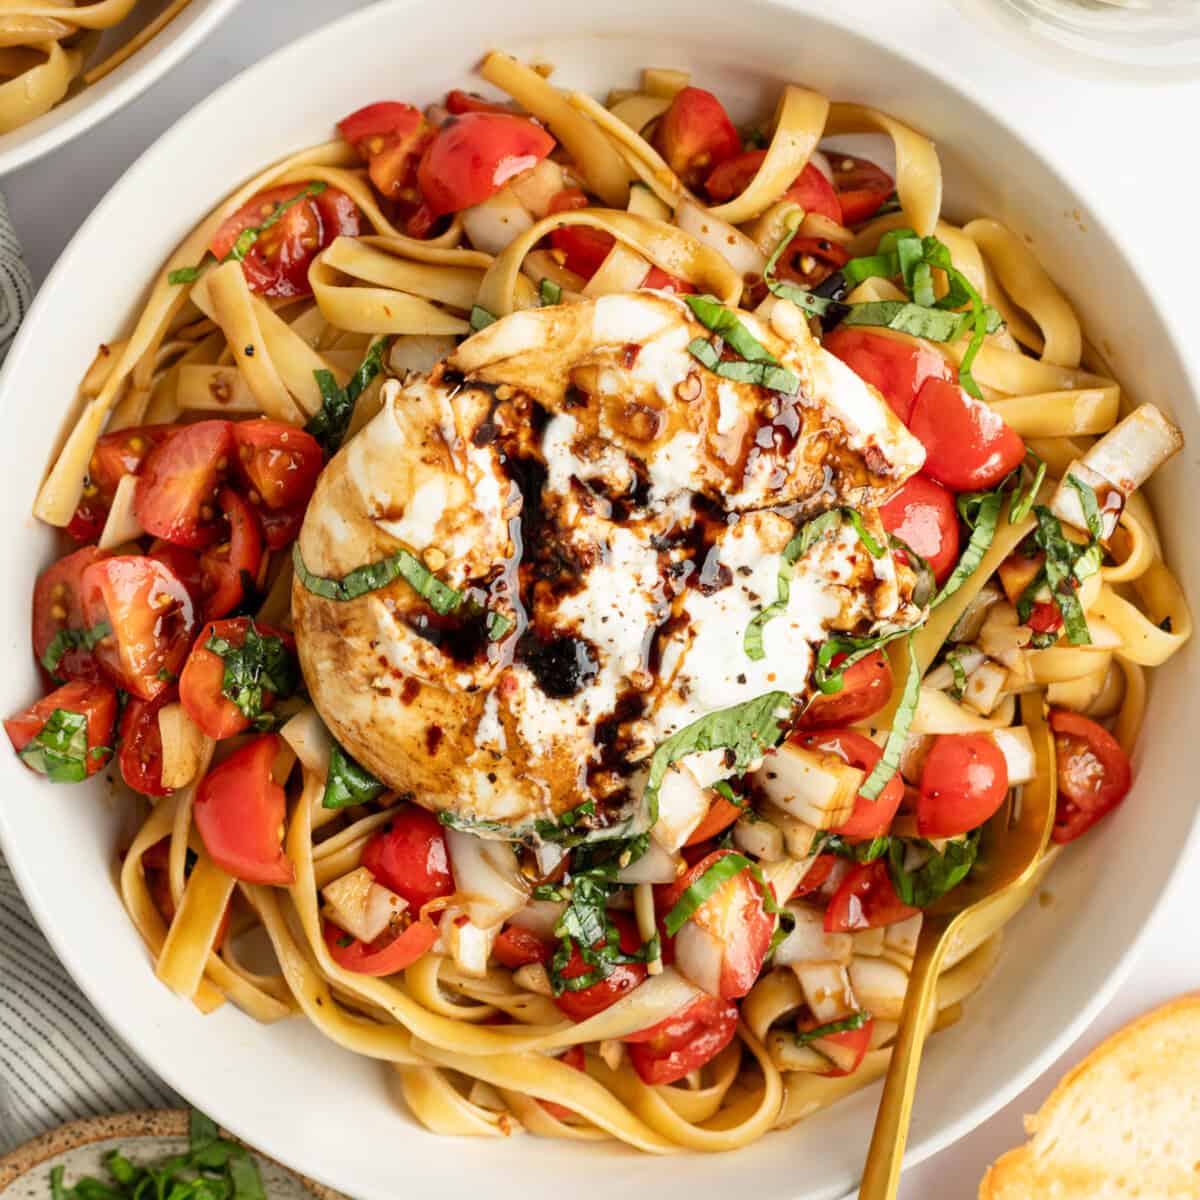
[{"left": 6, "top": 55, "right": 1191, "bottom": 1153}]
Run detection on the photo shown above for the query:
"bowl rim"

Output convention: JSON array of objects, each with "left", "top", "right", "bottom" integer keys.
[
  {"left": 0, "top": 0, "right": 244, "bottom": 178},
  {"left": 1, "top": 0, "right": 1197, "bottom": 1193}
]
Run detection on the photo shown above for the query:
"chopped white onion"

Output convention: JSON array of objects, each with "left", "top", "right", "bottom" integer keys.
[
  {"left": 848, "top": 956, "right": 909, "bottom": 1021},
  {"left": 389, "top": 334, "right": 457, "bottom": 376},
  {"left": 793, "top": 961, "right": 857, "bottom": 1024},
  {"left": 508, "top": 899, "right": 565, "bottom": 940},
  {"left": 990, "top": 726, "right": 1036, "bottom": 786},
  {"left": 512, "top": 962, "right": 553, "bottom": 996},
  {"left": 674, "top": 920, "right": 724, "bottom": 997},
  {"left": 752, "top": 742, "right": 862, "bottom": 830},
  {"left": 733, "top": 815, "right": 784, "bottom": 862},
  {"left": 773, "top": 905, "right": 852, "bottom": 967},
  {"left": 807, "top": 149, "right": 833, "bottom": 183},
  {"left": 884, "top": 913, "right": 923, "bottom": 959},
  {"left": 508, "top": 157, "right": 565, "bottom": 219},
  {"left": 461, "top": 187, "right": 535, "bottom": 256},
  {"left": 949, "top": 581, "right": 1003, "bottom": 644},
  {"left": 445, "top": 828, "right": 529, "bottom": 929},
  {"left": 322, "top": 867, "right": 408, "bottom": 945},
  {"left": 962, "top": 659, "right": 1009, "bottom": 716},
  {"left": 98, "top": 474, "right": 143, "bottom": 550},
  {"left": 675, "top": 197, "right": 766, "bottom": 281},
  {"left": 615, "top": 838, "right": 681, "bottom": 884}
]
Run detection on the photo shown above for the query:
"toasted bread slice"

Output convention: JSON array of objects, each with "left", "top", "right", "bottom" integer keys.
[{"left": 980, "top": 995, "right": 1200, "bottom": 1199}]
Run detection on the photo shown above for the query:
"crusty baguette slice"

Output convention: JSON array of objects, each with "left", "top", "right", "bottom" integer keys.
[{"left": 979, "top": 994, "right": 1200, "bottom": 1199}]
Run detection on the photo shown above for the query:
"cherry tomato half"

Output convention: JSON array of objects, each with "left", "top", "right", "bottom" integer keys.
[
  {"left": 417, "top": 112, "right": 555, "bottom": 217},
  {"left": 1049, "top": 709, "right": 1133, "bottom": 844},
  {"left": 801, "top": 1014, "right": 875, "bottom": 1077},
  {"left": 5, "top": 679, "right": 116, "bottom": 779},
  {"left": 338, "top": 101, "right": 430, "bottom": 204},
  {"left": 553, "top": 913, "right": 648, "bottom": 1022},
  {"left": 784, "top": 163, "right": 843, "bottom": 224},
  {"left": 683, "top": 792, "right": 744, "bottom": 848},
  {"left": 232, "top": 419, "right": 324, "bottom": 549},
  {"left": 774, "top": 235, "right": 850, "bottom": 290},
  {"left": 823, "top": 328, "right": 953, "bottom": 425},
  {"left": 444, "top": 90, "right": 513, "bottom": 116},
  {"left": 210, "top": 184, "right": 362, "bottom": 298},
  {"left": 917, "top": 733, "right": 1009, "bottom": 838},
  {"left": 653, "top": 87, "right": 741, "bottom": 189},
  {"left": 827, "top": 153, "right": 893, "bottom": 225},
  {"left": 80, "top": 556, "right": 197, "bottom": 701},
  {"left": 705, "top": 152, "right": 843, "bottom": 225},
  {"left": 118, "top": 687, "right": 177, "bottom": 796},
  {"left": 32, "top": 546, "right": 108, "bottom": 683},
  {"left": 193, "top": 733, "right": 294, "bottom": 885},
  {"left": 880, "top": 474, "right": 961, "bottom": 585},
  {"left": 790, "top": 853, "right": 838, "bottom": 899},
  {"left": 361, "top": 806, "right": 455, "bottom": 913},
  {"left": 492, "top": 925, "right": 551, "bottom": 969},
  {"left": 824, "top": 860, "right": 918, "bottom": 932},
  {"left": 324, "top": 917, "right": 438, "bottom": 976},
  {"left": 641, "top": 266, "right": 696, "bottom": 294},
  {"left": 547, "top": 188, "right": 613, "bottom": 280},
  {"left": 134, "top": 420, "right": 235, "bottom": 550},
  {"left": 908, "top": 377, "right": 1025, "bottom": 493},
  {"left": 794, "top": 729, "right": 905, "bottom": 840},
  {"left": 625, "top": 993, "right": 739, "bottom": 1086},
  {"left": 198, "top": 488, "right": 264, "bottom": 621},
  {"left": 69, "top": 425, "right": 172, "bottom": 537},
  {"left": 797, "top": 649, "right": 893, "bottom": 730}
]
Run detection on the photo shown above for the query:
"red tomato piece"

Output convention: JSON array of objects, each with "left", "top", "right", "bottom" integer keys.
[
  {"left": 641, "top": 266, "right": 696, "bottom": 294},
  {"left": 117, "top": 687, "right": 177, "bottom": 796},
  {"left": 69, "top": 425, "right": 172, "bottom": 536},
  {"left": 791, "top": 853, "right": 837, "bottom": 898},
  {"left": 909, "top": 377, "right": 1026, "bottom": 493},
  {"left": 361, "top": 806, "right": 455, "bottom": 913},
  {"left": 797, "top": 649, "right": 893, "bottom": 730},
  {"left": 197, "top": 488, "right": 264, "bottom": 620},
  {"left": 338, "top": 101, "right": 431, "bottom": 203},
  {"left": 704, "top": 149, "right": 765, "bottom": 202},
  {"left": 193, "top": 733, "right": 294, "bottom": 884},
  {"left": 827, "top": 153, "right": 893, "bottom": 225},
  {"left": 231, "top": 419, "right": 323, "bottom": 550},
  {"left": 80, "top": 556, "right": 197, "bottom": 701},
  {"left": 625, "top": 993, "right": 739, "bottom": 1086},
  {"left": 444, "top": 90, "right": 512, "bottom": 116},
  {"left": 324, "top": 917, "right": 438, "bottom": 976},
  {"left": 801, "top": 1015, "right": 875, "bottom": 1077},
  {"left": 1028, "top": 602, "right": 1064, "bottom": 635},
  {"left": 32, "top": 546, "right": 109, "bottom": 683},
  {"left": 493, "top": 925, "right": 551, "bottom": 969},
  {"left": 66, "top": 496, "right": 108, "bottom": 543},
  {"left": 773, "top": 234, "right": 850, "bottom": 289},
  {"left": 660, "top": 849, "right": 773, "bottom": 999},
  {"left": 553, "top": 913, "right": 648, "bottom": 1022},
  {"left": 546, "top": 187, "right": 614, "bottom": 279},
  {"left": 135, "top": 420, "right": 235, "bottom": 550},
  {"left": 917, "top": 733, "right": 1009, "bottom": 838},
  {"left": 683, "top": 792, "right": 744, "bottom": 848},
  {"left": 210, "top": 184, "right": 361, "bottom": 298},
  {"left": 823, "top": 328, "right": 953, "bottom": 425},
  {"left": 824, "top": 860, "right": 918, "bottom": 932},
  {"left": 5, "top": 679, "right": 116, "bottom": 779},
  {"left": 653, "top": 87, "right": 741, "bottom": 188},
  {"left": 784, "top": 163, "right": 843, "bottom": 224},
  {"left": 1049, "top": 709, "right": 1133, "bottom": 844},
  {"left": 880, "top": 474, "right": 961, "bottom": 585},
  {"left": 148, "top": 543, "right": 205, "bottom": 608},
  {"left": 794, "top": 729, "right": 905, "bottom": 840},
  {"left": 417, "top": 112, "right": 554, "bottom": 217}
]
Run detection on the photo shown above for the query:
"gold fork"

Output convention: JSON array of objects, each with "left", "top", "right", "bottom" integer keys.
[{"left": 857, "top": 693, "right": 1058, "bottom": 1200}]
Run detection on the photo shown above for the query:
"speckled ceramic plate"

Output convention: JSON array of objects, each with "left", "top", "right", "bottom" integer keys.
[{"left": 0, "top": 1111, "right": 347, "bottom": 1199}]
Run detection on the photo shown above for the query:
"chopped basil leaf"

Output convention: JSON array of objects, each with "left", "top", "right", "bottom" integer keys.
[
  {"left": 888, "top": 830, "right": 981, "bottom": 907},
  {"left": 293, "top": 542, "right": 462, "bottom": 614},
  {"left": 336, "top": 933, "right": 354, "bottom": 948},
  {"left": 1031, "top": 505, "right": 1093, "bottom": 645},
  {"left": 813, "top": 624, "right": 915, "bottom": 695},
  {"left": 1065, "top": 472, "right": 1103, "bottom": 540},
  {"left": 168, "top": 264, "right": 204, "bottom": 285},
  {"left": 684, "top": 294, "right": 777, "bottom": 364},
  {"left": 795, "top": 1008, "right": 871, "bottom": 1045},
  {"left": 713, "top": 779, "right": 747, "bottom": 808},
  {"left": 946, "top": 648, "right": 968, "bottom": 700},
  {"left": 858, "top": 638, "right": 919, "bottom": 802},
  {"left": 531, "top": 799, "right": 598, "bottom": 846},
  {"left": 204, "top": 620, "right": 297, "bottom": 728},
  {"left": 485, "top": 610, "right": 514, "bottom": 641},
  {"left": 812, "top": 831, "right": 890, "bottom": 863},
  {"left": 664, "top": 852, "right": 751, "bottom": 936},
  {"left": 189, "top": 1109, "right": 219, "bottom": 1152},
  {"left": 889, "top": 533, "right": 935, "bottom": 608},
  {"left": 844, "top": 508, "right": 886, "bottom": 558},
  {"left": 470, "top": 304, "right": 497, "bottom": 331},
  {"left": 842, "top": 301, "right": 965, "bottom": 341},
  {"left": 933, "top": 488, "right": 1004, "bottom": 606},
  {"left": 305, "top": 336, "right": 389, "bottom": 454},
  {"left": 539, "top": 278, "right": 562, "bottom": 305},
  {"left": 322, "top": 742, "right": 386, "bottom": 809},
  {"left": 1009, "top": 453, "right": 1047, "bottom": 524},
  {"left": 226, "top": 182, "right": 327, "bottom": 264},
  {"left": 40, "top": 621, "right": 110, "bottom": 677},
  {"left": 18, "top": 708, "right": 92, "bottom": 783}
]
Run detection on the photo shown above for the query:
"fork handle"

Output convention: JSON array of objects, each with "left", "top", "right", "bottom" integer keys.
[{"left": 857, "top": 920, "right": 953, "bottom": 1200}]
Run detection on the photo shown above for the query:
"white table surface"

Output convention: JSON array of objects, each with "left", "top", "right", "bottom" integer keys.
[{"left": 4, "top": 1, "right": 1197, "bottom": 1197}]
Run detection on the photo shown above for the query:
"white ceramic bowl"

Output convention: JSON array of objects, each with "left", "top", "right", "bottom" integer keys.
[
  {"left": 1, "top": 2, "right": 1197, "bottom": 1197},
  {"left": 0, "top": 0, "right": 242, "bottom": 177}
]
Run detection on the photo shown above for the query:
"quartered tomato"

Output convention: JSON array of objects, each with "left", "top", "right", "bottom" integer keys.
[
  {"left": 69, "top": 425, "right": 172, "bottom": 538},
  {"left": 193, "top": 733, "right": 294, "bottom": 885},
  {"left": 417, "top": 112, "right": 555, "bottom": 217},
  {"left": 361, "top": 806, "right": 455, "bottom": 913},
  {"left": 909, "top": 377, "right": 1025, "bottom": 492},
  {"left": 324, "top": 917, "right": 438, "bottom": 976},
  {"left": 338, "top": 101, "right": 431, "bottom": 204},
  {"left": 794, "top": 729, "right": 905, "bottom": 840},
  {"left": 32, "top": 546, "right": 108, "bottom": 683},
  {"left": 197, "top": 488, "right": 264, "bottom": 621},
  {"left": 5, "top": 679, "right": 116, "bottom": 780},
  {"left": 825, "top": 860, "right": 918, "bottom": 932},
  {"left": 917, "top": 733, "right": 1009, "bottom": 838},
  {"left": 683, "top": 792, "right": 744, "bottom": 847},
  {"left": 797, "top": 649, "right": 892, "bottom": 730},
  {"left": 553, "top": 913, "right": 648, "bottom": 1022},
  {"left": 704, "top": 149, "right": 766, "bottom": 203},
  {"left": 800, "top": 1014, "right": 875, "bottom": 1077},
  {"left": 641, "top": 266, "right": 696, "bottom": 294},
  {"left": 705, "top": 153, "right": 843, "bottom": 225},
  {"left": 492, "top": 925, "right": 551, "bottom": 968},
  {"left": 880, "top": 474, "right": 961, "bottom": 585},
  {"left": 827, "top": 153, "right": 893, "bottom": 225},
  {"left": 784, "top": 162, "right": 843, "bottom": 224},
  {"left": 653, "top": 87, "right": 741, "bottom": 188},
  {"left": 80, "top": 556, "right": 197, "bottom": 700},
  {"left": 117, "top": 687, "right": 177, "bottom": 796},
  {"left": 773, "top": 235, "right": 850, "bottom": 290},
  {"left": 444, "top": 90, "right": 513, "bottom": 116},
  {"left": 660, "top": 849, "right": 773, "bottom": 999},
  {"left": 179, "top": 617, "right": 293, "bottom": 740},
  {"left": 547, "top": 187, "right": 613, "bottom": 279},
  {"left": 625, "top": 993, "right": 739, "bottom": 1086},
  {"left": 1049, "top": 709, "right": 1133, "bottom": 844},
  {"left": 823, "top": 328, "right": 953, "bottom": 424},
  {"left": 210, "top": 184, "right": 361, "bottom": 298},
  {"left": 232, "top": 419, "right": 323, "bottom": 549},
  {"left": 135, "top": 420, "right": 235, "bottom": 550},
  {"left": 148, "top": 542, "right": 205, "bottom": 608}
]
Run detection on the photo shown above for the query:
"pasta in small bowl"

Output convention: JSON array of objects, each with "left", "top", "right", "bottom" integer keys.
[{"left": 0, "top": 4, "right": 1195, "bottom": 1199}]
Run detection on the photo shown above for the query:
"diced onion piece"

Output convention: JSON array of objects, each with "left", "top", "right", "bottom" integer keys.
[
  {"left": 758, "top": 803, "right": 820, "bottom": 859},
  {"left": 757, "top": 855, "right": 816, "bottom": 907},
  {"left": 924, "top": 647, "right": 986, "bottom": 691},
  {"left": 807, "top": 149, "right": 834, "bottom": 182},
  {"left": 98, "top": 474, "right": 144, "bottom": 551},
  {"left": 445, "top": 828, "right": 529, "bottom": 929},
  {"left": 157, "top": 701, "right": 207, "bottom": 791},
  {"left": 653, "top": 748, "right": 728, "bottom": 851},
  {"left": 461, "top": 187, "right": 536, "bottom": 256},
  {"left": 674, "top": 920, "right": 724, "bottom": 997},
  {"left": 322, "top": 866, "right": 408, "bottom": 945},
  {"left": 627, "top": 182, "right": 671, "bottom": 221},
  {"left": 512, "top": 962, "right": 552, "bottom": 995},
  {"left": 598, "top": 1039, "right": 626, "bottom": 1071},
  {"left": 508, "top": 157, "right": 566, "bottom": 219},
  {"left": 509, "top": 898, "right": 566, "bottom": 940},
  {"left": 675, "top": 197, "right": 766, "bottom": 282},
  {"left": 752, "top": 743, "right": 863, "bottom": 830},
  {"left": 962, "top": 659, "right": 1009, "bottom": 716},
  {"left": 949, "top": 580, "right": 1003, "bottom": 644},
  {"left": 810, "top": 1029, "right": 864, "bottom": 1073},
  {"left": 389, "top": 334, "right": 457, "bottom": 376},
  {"left": 466, "top": 1080, "right": 507, "bottom": 1112},
  {"left": 990, "top": 726, "right": 1036, "bottom": 785},
  {"left": 980, "top": 602, "right": 1032, "bottom": 662},
  {"left": 869, "top": 1018, "right": 899, "bottom": 1050},
  {"left": 848, "top": 956, "right": 909, "bottom": 1021},
  {"left": 793, "top": 961, "right": 857, "bottom": 1024},
  {"left": 851, "top": 926, "right": 886, "bottom": 957},
  {"left": 641, "top": 67, "right": 690, "bottom": 98},
  {"left": 616, "top": 838, "right": 681, "bottom": 884},
  {"left": 439, "top": 907, "right": 498, "bottom": 978},
  {"left": 883, "top": 913, "right": 923, "bottom": 958},
  {"left": 733, "top": 815, "right": 785, "bottom": 862},
  {"left": 773, "top": 905, "right": 852, "bottom": 967},
  {"left": 533, "top": 842, "right": 566, "bottom": 880},
  {"left": 767, "top": 1030, "right": 832, "bottom": 1073}
]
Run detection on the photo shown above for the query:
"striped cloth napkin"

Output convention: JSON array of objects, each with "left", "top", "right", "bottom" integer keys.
[{"left": 0, "top": 193, "right": 179, "bottom": 1154}]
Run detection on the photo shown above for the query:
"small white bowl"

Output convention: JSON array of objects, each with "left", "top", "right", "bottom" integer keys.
[
  {"left": 0, "top": 0, "right": 242, "bottom": 177},
  {"left": 1, "top": 2, "right": 1196, "bottom": 1198}
]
